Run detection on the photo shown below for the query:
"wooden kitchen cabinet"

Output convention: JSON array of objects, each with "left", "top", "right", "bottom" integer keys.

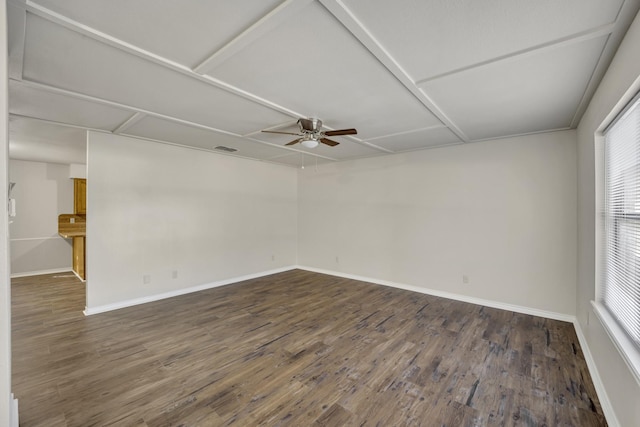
[
  {"left": 58, "top": 213, "right": 86, "bottom": 280},
  {"left": 59, "top": 178, "right": 87, "bottom": 280},
  {"left": 74, "top": 178, "right": 86, "bottom": 214}
]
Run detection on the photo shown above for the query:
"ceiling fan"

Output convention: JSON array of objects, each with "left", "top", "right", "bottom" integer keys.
[{"left": 262, "top": 118, "right": 357, "bottom": 148}]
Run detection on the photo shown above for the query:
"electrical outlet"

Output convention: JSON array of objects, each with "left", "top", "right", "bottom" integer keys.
[
  {"left": 271, "top": 254, "right": 275, "bottom": 261},
  {"left": 462, "top": 275, "right": 469, "bottom": 284},
  {"left": 336, "top": 256, "right": 339, "bottom": 263},
  {"left": 143, "top": 274, "right": 151, "bottom": 284},
  {"left": 172, "top": 270, "right": 178, "bottom": 279}
]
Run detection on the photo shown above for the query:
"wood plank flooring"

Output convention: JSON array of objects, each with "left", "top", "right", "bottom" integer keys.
[{"left": 12, "top": 269, "right": 606, "bottom": 426}]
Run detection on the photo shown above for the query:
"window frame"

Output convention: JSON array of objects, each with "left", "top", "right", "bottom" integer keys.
[{"left": 594, "top": 89, "right": 640, "bottom": 387}]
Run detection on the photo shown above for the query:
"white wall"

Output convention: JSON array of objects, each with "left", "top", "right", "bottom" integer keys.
[
  {"left": 0, "top": 0, "right": 16, "bottom": 424},
  {"left": 86, "top": 132, "right": 297, "bottom": 311},
  {"left": 576, "top": 9, "right": 640, "bottom": 427},
  {"left": 299, "top": 131, "right": 577, "bottom": 316},
  {"left": 8, "top": 160, "right": 73, "bottom": 275}
]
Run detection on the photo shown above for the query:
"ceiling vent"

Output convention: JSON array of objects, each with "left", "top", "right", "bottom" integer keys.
[{"left": 214, "top": 146, "right": 238, "bottom": 153}]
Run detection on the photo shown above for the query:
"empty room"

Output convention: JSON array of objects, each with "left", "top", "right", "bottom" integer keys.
[{"left": 2, "top": 0, "right": 640, "bottom": 426}]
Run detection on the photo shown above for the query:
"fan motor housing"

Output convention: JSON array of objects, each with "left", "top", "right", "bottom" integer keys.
[{"left": 298, "top": 118, "right": 322, "bottom": 132}]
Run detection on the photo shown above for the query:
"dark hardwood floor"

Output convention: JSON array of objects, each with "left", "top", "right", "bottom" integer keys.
[{"left": 12, "top": 269, "right": 605, "bottom": 426}]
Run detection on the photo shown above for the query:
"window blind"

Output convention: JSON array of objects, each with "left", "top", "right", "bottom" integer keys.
[{"left": 603, "top": 92, "right": 640, "bottom": 350}]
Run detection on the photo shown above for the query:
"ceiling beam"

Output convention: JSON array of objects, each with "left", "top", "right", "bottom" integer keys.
[{"left": 112, "top": 112, "right": 146, "bottom": 134}]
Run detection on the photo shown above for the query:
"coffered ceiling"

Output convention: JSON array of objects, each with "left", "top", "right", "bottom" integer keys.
[{"left": 7, "top": 0, "right": 640, "bottom": 168}]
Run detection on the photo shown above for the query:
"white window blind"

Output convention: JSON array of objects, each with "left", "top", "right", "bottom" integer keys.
[{"left": 602, "top": 92, "right": 640, "bottom": 351}]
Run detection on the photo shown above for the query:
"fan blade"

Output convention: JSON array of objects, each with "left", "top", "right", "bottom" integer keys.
[
  {"left": 320, "top": 138, "right": 340, "bottom": 147},
  {"left": 324, "top": 128, "right": 357, "bottom": 136},
  {"left": 285, "top": 138, "right": 303, "bottom": 146},
  {"left": 262, "top": 130, "right": 301, "bottom": 136}
]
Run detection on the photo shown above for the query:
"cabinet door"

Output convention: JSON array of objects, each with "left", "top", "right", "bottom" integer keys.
[
  {"left": 73, "top": 236, "right": 85, "bottom": 280},
  {"left": 74, "top": 178, "right": 87, "bottom": 214}
]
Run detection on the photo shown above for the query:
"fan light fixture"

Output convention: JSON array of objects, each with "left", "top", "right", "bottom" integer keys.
[{"left": 301, "top": 138, "right": 319, "bottom": 149}]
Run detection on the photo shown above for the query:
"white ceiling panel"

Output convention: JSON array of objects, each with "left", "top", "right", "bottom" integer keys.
[
  {"left": 342, "top": 0, "right": 624, "bottom": 81},
  {"left": 123, "top": 116, "right": 291, "bottom": 161},
  {"left": 31, "top": 0, "right": 283, "bottom": 68},
  {"left": 368, "top": 127, "right": 462, "bottom": 152},
  {"left": 419, "top": 37, "right": 608, "bottom": 141},
  {"left": 9, "top": 115, "right": 87, "bottom": 164},
  {"left": 207, "top": 1, "right": 441, "bottom": 140},
  {"left": 9, "top": 80, "right": 133, "bottom": 131},
  {"left": 22, "top": 13, "right": 292, "bottom": 135},
  {"left": 8, "top": 1, "right": 26, "bottom": 79}
]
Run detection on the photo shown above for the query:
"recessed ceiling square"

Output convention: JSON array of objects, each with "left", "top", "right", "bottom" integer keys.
[
  {"left": 206, "top": 1, "right": 441, "bottom": 140},
  {"left": 419, "top": 37, "right": 608, "bottom": 140},
  {"left": 31, "top": 0, "right": 282, "bottom": 67},
  {"left": 342, "top": 0, "right": 624, "bottom": 81}
]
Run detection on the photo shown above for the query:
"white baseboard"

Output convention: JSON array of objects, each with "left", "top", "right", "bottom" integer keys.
[
  {"left": 573, "top": 320, "right": 619, "bottom": 427},
  {"left": 83, "top": 266, "right": 297, "bottom": 316},
  {"left": 10, "top": 267, "right": 73, "bottom": 278},
  {"left": 296, "top": 265, "right": 575, "bottom": 322}
]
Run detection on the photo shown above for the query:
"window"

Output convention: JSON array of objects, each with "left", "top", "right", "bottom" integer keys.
[{"left": 601, "top": 91, "right": 640, "bottom": 358}]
